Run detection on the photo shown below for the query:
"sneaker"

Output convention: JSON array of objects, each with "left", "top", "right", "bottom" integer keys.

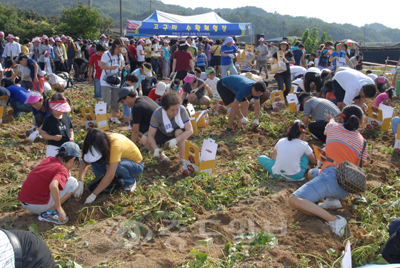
[
  {"left": 124, "top": 180, "right": 137, "bottom": 192},
  {"left": 128, "top": 124, "right": 132, "bottom": 130},
  {"left": 319, "top": 199, "right": 342, "bottom": 209},
  {"left": 326, "top": 215, "right": 347, "bottom": 237},
  {"left": 38, "top": 210, "right": 69, "bottom": 225},
  {"left": 110, "top": 117, "right": 121, "bottom": 124}
]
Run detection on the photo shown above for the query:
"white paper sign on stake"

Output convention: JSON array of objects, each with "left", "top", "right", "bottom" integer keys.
[
  {"left": 378, "top": 103, "right": 394, "bottom": 120},
  {"left": 95, "top": 101, "right": 107, "bottom": 115},
  {"left": 200, "top": 139, "right": 218, "bottom": 162},
  {"left": 187, "top": 103, "right": 195, "bottom": 116},
  {"left": 341, "top": 241, "right": 352, "bottom": 268},
  {"left": 196, "top": 110, "right": 207, "bottom": 123},
  {"left": 286, "top": 93, "right": 299, "bottom": 104}
]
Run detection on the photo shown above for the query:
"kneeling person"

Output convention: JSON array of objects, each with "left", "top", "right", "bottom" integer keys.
[
  {"left": 118, "top": 87, "right": 160, "bottom": 144},
  {"left": 142, "top": 92, "right": 193, "bottom": 165},
  {"left": 17, "top": 142, "right": 81, "bottom": 224},
  {"left": 182, "top": 71, "right": 213, "bottom": 106}
]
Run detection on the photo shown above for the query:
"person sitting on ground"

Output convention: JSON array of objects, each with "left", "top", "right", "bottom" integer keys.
[
  {"left": 72, "top": 57, "right": 89, "bottom": 82},
  {"left": 166, "top": 78, "right": 184, "bottom": 96},
  {"left": 182, "top": 71, "right": 213, "bottom": 106},
  {"left": 43, "top": 72, "right": 67, "bottom": 92},
  {"left": 289, "top": 105, "right": 367, "bottom": 237},
  {"left": 75, "top": 128, "right": 144, "bottom": 204},
  {"left": 258, "top": 120, "right": 317, "bottom": 181},
  {"left": 118, "top": 87, "right": 159, "bottom": 144},
  {"left": 217, "top": 75, "right": 267, "bottom": 131},
  {"left": 17, "top": 142, "right": 81, "bottom": 225},
  {"left": 374, "top": 75, "right": 391, "bottom": 93},
  {"left": 131, "top": 62, "right": 153, "bottom": 96},
  {"left": 9, "top": 59, "right": 33, "bottom": 90},
  {"left": 204, "top": 67, "right": 221, "bottom": 114},
  {"left": 194, "top": 67, "right": 207, "bottom": 80},
  {"left": 24, "top": 91, "right": 51, "bottom": 140},
  {"left": 120, "top": 73, "right": 139, "bottom": 125},
  {"left": 141, "top": 91, "right": 193, "bottom": 165},
  {"left": 374, "top": 88, "right": 394, "bottom": 107},
  {"left": 1, "top": 78, "right": 31, "bottom": 117},
  {"left": 148, "top": 82, "right": 167, "bottom": 103},
  {"left": 40, "top": 93, "right": 74, "bottom": 158},
  {"left": 299, "top": 92, "right": 340, "bottom": 143},
  {"left": 332, "top": 68, "right": 377, "bottom": 111},
  {"left": 140, "top": 72, "right": 158, "bottom": 96},
  {"left": 14, "top": 53, "right": 45, "bottom": 93},
  {"left": 0, "top": 228, "right": 55, "bottom": 267}
]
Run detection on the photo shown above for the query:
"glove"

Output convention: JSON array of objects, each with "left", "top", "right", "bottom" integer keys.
[
  {"left": 252, "top": 119, "right": 259, "bottom": 126},
  {"left": 153, "top": 148, "right": 162, "bottom": 159},
  {"left": 165, "top": 138, "right": 178, "bottom": 149},
  {"left": 29, "top": 125, "right": 36, "bottom": 132},
  {"left": 240, "top": 117, "right": 249, "bottom": 125},
  {"left": 283, "top": 58, "right": 289, "bottom": 63},
  {"left": 169, "top": 72, "right": 175, "bottom": 78},
  {"left": 138, "top": 90, "right": 143, "bottom": 96},
  {"left": 229, "top": 54, "right": 236, "bottom": 59},
  {"left": 74, "top": 181, "right": 84, "bottom": 198},
  {"left": 28, "top": 130, "right": 39, "bottom": 142},
  {"left": 85, "top": 193, "right": 97, "bottom": 204}
]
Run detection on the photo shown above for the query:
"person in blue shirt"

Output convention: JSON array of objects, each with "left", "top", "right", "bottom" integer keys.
[
  {"left": 217, "top": 75, "right": 267, "bottom": 132},
  {"left": 130, "top": 62, "right": 153, "bottom": 96},
  {"left": 329, "top": 42, "right": 354, "bottom": 69},
  {"left": 220, "top": 37, "right": 238, "bottom": 78},
  {"left": 1, "top": 78, "right": 31, "bottom": 117},
  {"left": 293, "top": 44, "right": 305, "bottom": 66}
]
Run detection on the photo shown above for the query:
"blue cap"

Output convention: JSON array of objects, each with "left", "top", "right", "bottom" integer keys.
[{"left": 60, "top": 142, "right": 81, "bottom": 164}]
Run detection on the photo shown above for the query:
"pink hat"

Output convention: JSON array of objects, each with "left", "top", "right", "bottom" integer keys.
[
  {"left": 183, "top": 72, "right": 196, "bottom": 83},
  {"left": 270, "top": 42, "right": 274, "bottom": 45},
  {"left": 100, "top": 34, "right": 107, "bottom": 38},
  {"left": 45, "top": 51, "right": 51, "bottom": 56},
  {"left": 25, "top": 91, "right": 43, "bottom": 104},
  {"left": 49, "top": 99, "right": 71, "bottom": 113},
  {"left": 163, "top": 40, "right": 168, "bottom": 43},
  {"left": 49, "top": 37, "right": 55, "bottom": 42},
  {"left": 6, "top": 34, "right": 14, "bottom": 39},
  {"left": 378, "top": 76, "right": 386, "bottom": 83},
  {"left": 258, "top": 38, "right": 264, "bottom": 42},
  {"left": 41, "top": 35, "right": 48, "bottom": 40},
  {"left": 34, "top": 39, "right": 41, "bottom": 43},
  {"left": 178, "top": 36, "right": 183, "bottom": 40},
  {"left": 61, "top": 35, "right": 67, "bottom": 39},
  {"left": 55, "top": 38, "right": 61, "bottom": 42},
  {"left": 0, "top": 32, "right": 4, "bottom": 36},
  {"left": 138, "top": 39, "right": 144, "bottom": 43}
]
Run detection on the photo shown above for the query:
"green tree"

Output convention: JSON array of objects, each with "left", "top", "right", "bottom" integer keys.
[
  {"left": 59, "top": 1, "right": 102, "bottom": 39},
  {"left": 100, "top": 15, "right": 115, "bottom": 36},
  {"left": 319, "top": 26, "right": 327, "bottom": 45},
  {"left": 287, "top": 26, "right": 303, "bottom": 37},
  {"left": 307, "top": 27, "right": 319, "bottom": 53}
]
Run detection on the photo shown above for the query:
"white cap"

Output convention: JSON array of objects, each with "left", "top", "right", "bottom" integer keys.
[
  {"left": 83, "top": 146, "right": 102, "bottom": 163},
  {"left": 155, "top": 82, "right": 166, "bottom": 96}
]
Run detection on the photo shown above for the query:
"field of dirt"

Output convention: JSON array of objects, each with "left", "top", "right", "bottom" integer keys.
[{"left": 0, "top": 76, "right": 398, "bottom": 267}]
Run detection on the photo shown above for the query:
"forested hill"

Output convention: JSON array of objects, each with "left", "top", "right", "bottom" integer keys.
[{"left": 1, "top": 0, "right": 400, "bottom": 42}]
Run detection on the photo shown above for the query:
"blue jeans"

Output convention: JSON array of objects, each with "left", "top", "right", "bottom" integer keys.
[
  {"left": 9, "top": 99, "right": 32, "bottom": 116},
  {"left": 122, "top": 103, "right": 131, "bottom": 119},
  {"left": 392, "top": 116, "right": 400, "bottom": 135},
  {"left": 151, "top": 58, "right": 159, "bottom": 76},
  {"left": 221, "top": 62, "right": 238, "bottom": 78},
  {"left": 94, "top": 78, "right": 102, "bottom": 99},
  {"left": 258, "top": 154, "right": 309, "bottom": 181},
  {"left": 91, "top": 159, "right": 144, "bottom": 187},
  {"left": 293, "top": 166, "right": 349, "bottom": 202}
]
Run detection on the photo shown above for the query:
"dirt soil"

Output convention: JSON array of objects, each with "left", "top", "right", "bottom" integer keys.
[{"left": 1, "top": 78, "right": 399, "bottom": 267}]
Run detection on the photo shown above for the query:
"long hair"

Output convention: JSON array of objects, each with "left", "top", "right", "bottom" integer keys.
[
  {"left": 109, "top": 38, "right": 123, "bottom": 55},
  {"left": 287, "top": 120, "right": 306, "bottom": 141},
  {"left": 82, "top": 128, "right": 111, "bottom": 166}
]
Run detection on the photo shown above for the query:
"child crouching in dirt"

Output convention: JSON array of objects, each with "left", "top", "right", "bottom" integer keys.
[
  {"left": 40, "top": 93, "right": 74, "bottom": 157},
  {"left": 17, "top": 142, "right": 81, "bottom": 225},
  {"left": 258, "top": 120, "right": 317, "bottom": 181}
]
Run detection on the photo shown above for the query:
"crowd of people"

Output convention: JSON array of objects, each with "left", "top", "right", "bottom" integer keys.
[{"left": 1, "top": 31, "right": 400, "bottom": 266}]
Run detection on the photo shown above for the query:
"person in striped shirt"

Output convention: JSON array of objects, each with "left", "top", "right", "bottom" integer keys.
[{"left": 289, "top": 105, "right": 367, "bottom": 237}]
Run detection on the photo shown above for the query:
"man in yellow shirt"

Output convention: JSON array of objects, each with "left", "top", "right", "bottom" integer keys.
[{"left": 21, "top": 38, "right": 31, "bottom": 55}]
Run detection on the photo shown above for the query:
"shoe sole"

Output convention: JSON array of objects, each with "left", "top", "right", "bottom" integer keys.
[{"left": 38, "top": 216, "right": 69, "bottom": 224}]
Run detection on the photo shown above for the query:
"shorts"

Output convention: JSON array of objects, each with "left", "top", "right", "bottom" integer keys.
[
  {"left": 32, "top": 76, "right": 45, "bottom": 93},
  {"left": 190, "top": 95, "right": 208, "bottom": 105},
  {"left": 256, "top": 60, "right": 267, "bottom": 68},
  {"left": 144, "top": 127, "right": 184, "bottom": 145},
  {"left": 333, "top": 80, "right": 360, "bottom": 103},
  {"left": 304, "top": 72, "right": 322, "bottom": 92},
  {"left": 293, "top": 166, "right": 349, "bottom": 203},
  {"left": 21, "top": 177, "right": 78, "bottom": 214},
  {"left": 217, "top": 80, "right": 246, "bottom": 106}
]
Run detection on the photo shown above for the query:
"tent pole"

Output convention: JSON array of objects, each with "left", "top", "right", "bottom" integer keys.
[{"left": 120, "top": 0, "right": 123, "bottom": 36}]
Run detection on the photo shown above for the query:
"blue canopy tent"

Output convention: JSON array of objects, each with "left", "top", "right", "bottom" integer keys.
[{"left": 125, "top": 10, "right": 252, "bottom": 38}]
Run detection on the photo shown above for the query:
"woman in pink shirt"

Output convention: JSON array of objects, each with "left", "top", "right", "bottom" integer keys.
[{"left": 374, "top": 88, "right": 394, "bottom": 107}]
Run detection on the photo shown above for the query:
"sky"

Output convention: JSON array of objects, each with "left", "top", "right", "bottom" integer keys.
[{"left": 160, "top": 0, "right": 399, "bottom": 29}]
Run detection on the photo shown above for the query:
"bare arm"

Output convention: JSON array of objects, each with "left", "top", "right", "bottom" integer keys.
[
  {"left": 130, "top": 123, "right": 140, "bottom": 144},
  {"left": 254, "top": 98, "right": 260, "bottom": 120},
  {"left": 92, "top": 162, "right": 119, "bottom": 195},
  {"left": 49, "top": 180, "right": 66, "bottom": 220},
  {"left": 302, "top": 115, "right": 309, "bottom": 126},
  {"left": 175, "top": 121, "right": 193, "bottom": 143}
]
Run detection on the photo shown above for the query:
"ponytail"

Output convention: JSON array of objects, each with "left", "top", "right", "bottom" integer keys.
[
  {"left": 386, "top": 88, "right": 394, "bottom": 100},
  {"left": 342, "top": 104, "right": 364, "bottom": 131},
  {"left": 287, "top": 120, "right": 306, "bottom": 141}
]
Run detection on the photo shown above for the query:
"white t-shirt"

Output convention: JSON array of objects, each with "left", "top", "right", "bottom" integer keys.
[
  {"left": 137, "top": 45, "right": 145, "bottom": 62},
  {"left": 17, "top": 64, "right": 32, "bottom": 81},
  {"left": 256, "top": 44, "right": 268, "bottom": 61},
  {"left": 305, "top": 67, "right": 321, "bottom": 75},
  {"left": 44, "top": 57, "right": 53, "bottom": 75},
  {"left": 290, "top": 66, "right": 306, "bottom": 80},
  {"left": 333, "top": 68, "right": 374, "bottom": 105},
  {"left": 100, "top": 51, "right": 122, "bottom": 88},
  {"left": 272, "top": 138, "right": 313, "bottom": 176},
  {"left": 292, "top": 78, "right": 305, "bottom": 92},
  {"left": 205, "top": 77, "right": 220, "bottom": 95},
  {"left": 48, "top": 74, "right": 66, "bottom": 85},
  {"left": 367, "top": 73, "right": 378, "bottom": 80}
]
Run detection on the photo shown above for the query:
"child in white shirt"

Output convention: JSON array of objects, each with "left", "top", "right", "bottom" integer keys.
[{"left": 204, "top": 67, "right": 221, "bottom": 114}]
